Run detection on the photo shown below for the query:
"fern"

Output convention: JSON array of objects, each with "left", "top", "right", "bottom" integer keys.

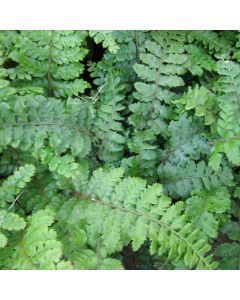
[
  {"left": 159, "top": 117, "right": 210, "bottom": 165},
  {"left": 0, "top": 164, "right": 35, "bottom": 248},
  {"left": 125, "top": 31, "right": 189, "bottom": 180},
  {"left": 129, "top": 31, "right": 187, "bottom": 134},
  {"left": 66, "top": 167, "right": 218, "bottom": 270},
  {"left": 0, "top": 164, "right": 35, "bottom": 205},
  {"left": 210, "top": 60, "right": 240, "bottom": 169},
  {"left": 0, "top": 209, "right": 70, "bottom": 270},
  {"left": 0, "top": 30, "right": 239, "bottom": 270},
  {"left": 214, "top": 242, "right": 240, "bottom": 270},
  {"left": 0, "top": 32, "right": 16, "bottom": 100},
  {"left": 187, "top": 31, "right": 233, "bottom": 58},
  {"left": 92, "top": 75, "right": 126, "bottom": 163},
  {"left": 89, "top": 31, "right": 119, "bottom": 53},
  {"left": 89, "top": 31, "right": 149, "bottom": 87},
  {"left": 8, "top": 31, "right": 89, "bottom": 97},
  {"left": 158, "top": 160, "right": 234, "bottom": 198},
  {"left": 214, "top": 220, "right": 240, "bottom": 270},
  {"left": 184, "top": 44, "right": 215, "bottom": 76},
  {"left": 185, "top": 188, "right": 231, "bottom": 238},
  {"left": 175, "top": 85, "right": 218, "bottom": 126},
  {"left": 0, "top": 95, "right": 93, "bottom": 178}
]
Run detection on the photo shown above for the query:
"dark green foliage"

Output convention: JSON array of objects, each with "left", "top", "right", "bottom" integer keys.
[
  {"left": 158, "top": 160, "right": 233, "bottom": 198},
  {"left": 0, "top": 30, "right": 239, "bottom": 270},
  {"left": 215, "top": 243, "right": 240, "bottom": 270},
  {"left": 7, "top": 30, "right": 89, "bottom": 97}
]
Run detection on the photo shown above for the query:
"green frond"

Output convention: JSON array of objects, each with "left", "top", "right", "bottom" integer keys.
[
  {"left": 0, "top": 209, "right": 66, "bottom": 270},
  {"left": 210, "top": 60, "right": 240, "bottom": 169},
  {"left": 185, "top": 188, "right": 231, "bottom": 238},
  {"left": 63, "top": 167, "right": 218, "bottom": 270},
  {"left": 187, "top": 31, "right": 233, "bottom": 58},
  {"left": 0, "top": 210, "right": 26, "bottom": 231},
  {"left": 184, "top": 44, "right": 215, "bottom": 76},
  {"left": 0, "top": 30, "right": 239, "bottom": 270},
  {"left": 126, "top": 31, "right": 190, "bottom": 180},
  {"left": 0, "top": 33, "right": 16, "bottom": 99},
  {"left": 93, "top": 76, "right": 126, "bottom": 163},
  {"left": 8, "top": 30, "right": 89, "bottom": 97},
  {"left": 159, "top": 117, "right": 210, "bottom": 165},
  {"left": 176, "top": 85, "right": 218, "bottom": 126},
  {"left": 130, "top": 31, "right": 187, "bottom": 134},
  {"left": 158, "top": 160, "right": 234, "bottom": 198},
  {"left": 214, "top": 243, "right": 240, "bottom": 270},
  {"left": 0, "top": 95, "right": 92, "bottom": 158},
  {"left": 0, "top": 164, "right": 35, "bottom": 205},
  {"left": 89, "top": 31, "right": 149, "bottom": 88},
  {"left": 89, "top": 31, "right": 119, "bottom": 53}
]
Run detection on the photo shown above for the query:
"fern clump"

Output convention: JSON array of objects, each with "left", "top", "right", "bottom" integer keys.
[{"left": 0, "top": 30, "right": 239, "bottom": 270}]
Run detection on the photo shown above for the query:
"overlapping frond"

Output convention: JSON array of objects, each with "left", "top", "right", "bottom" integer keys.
[
  {"left": 0, "top": 30, "right": 239, "bottom": 270},
  {"left": 63, "top": 167, "right": 218, "bottom": 269},
  {"left": 8, "top": 30, "right": 89, "bottom": 97}
]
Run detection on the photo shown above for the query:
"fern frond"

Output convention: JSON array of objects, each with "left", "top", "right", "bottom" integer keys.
[
  {"left": 66, "top": 167, "right": 218, "bottom": 269},
  {"left": 158, "top": 160, "right": 234, "bottom": 198},
  {"left": 130, "top": 31, "right": 187, "bottom": 134},
  {"left": 187, "top": 31, "right": 233, "bottom": 57},
  {"left": 89, "top": 31, "right": 149, "bottom": 88},
  {"left": 0, "top": 95, "right": 92, "bottom": 158},
  {"left": 0, "top": 95, "right": 93, "bottom": 183},
  {"left": 0, "top": 209, "right": 67, "bottom": 270},
  {"left": 185, "top": 188, "right": 231, "bottom": 238},
  {"left": 124, "top": 129, "right": 158, "bottom": 181},
  {"left": 0, "top": 164, "right": 35, "bottom": 248},
  {"left": 176, "top": 85, "right": 218, "bottom": 126},
  {"left": 210, "top": 60, "right": 240, "bottom": 169},
  {"left": 184, "top": 44, "right": 215, "bottom": 76},
  {"left": 0, "top": 164, "right": 35, "bottom": 205},
  {"left": 93, "top": 76, "right": 126, "bottom": 163},
  {"left": 125, "top": 31, "right": 189, "bottom": 180},
  {"left": 214, "top": 243, "right": 240, "bottom": 270},
  {"left": 8, "top": 30, "right": 89, "bottom": 97},
  {"left": 0, "top": 32, "right": 16, "bottom": 100},
  {"left": 159, "top": 117, "right": 210, "bottom": 165},
  {"left": 89, "top": 31, "right": 119, "bottom": 53}
]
